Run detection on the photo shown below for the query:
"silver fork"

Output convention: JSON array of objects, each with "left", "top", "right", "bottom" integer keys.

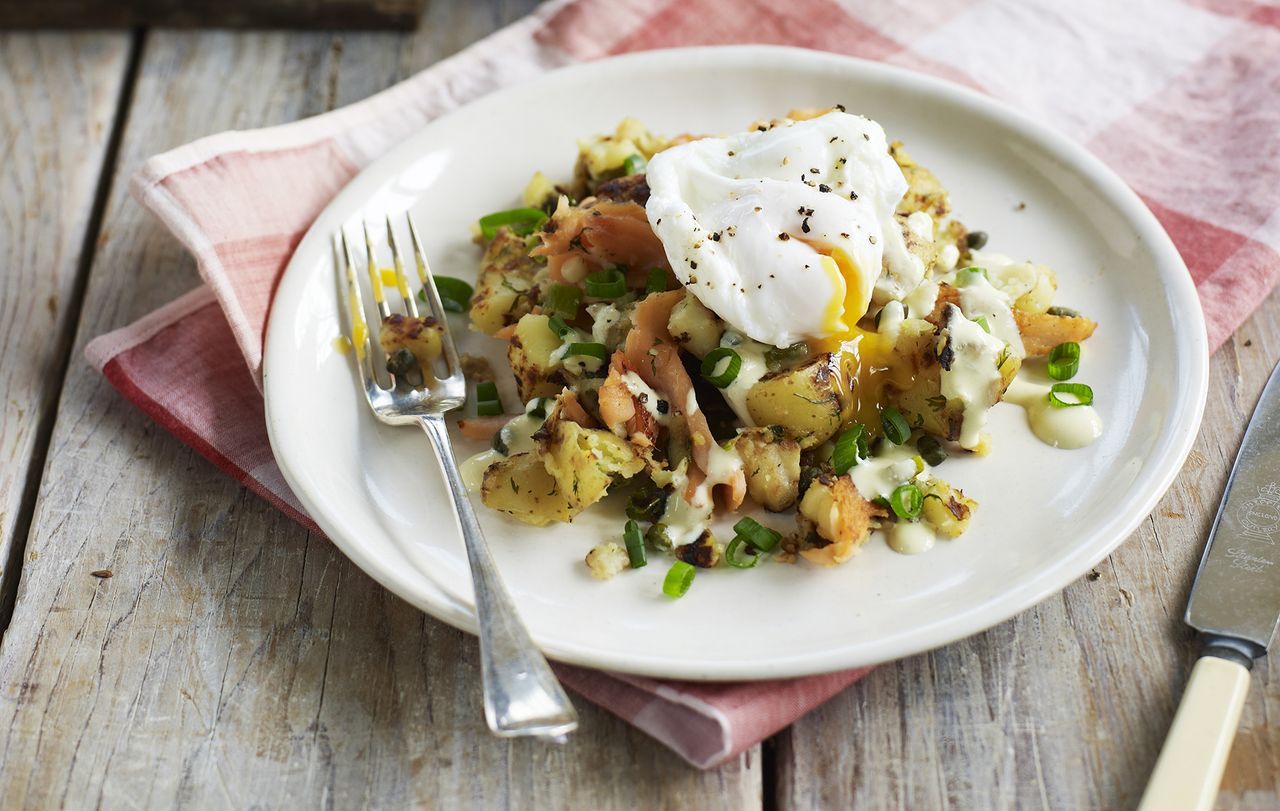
[{"left": 336, "top": 213, "right": 577, "bottom": 740}]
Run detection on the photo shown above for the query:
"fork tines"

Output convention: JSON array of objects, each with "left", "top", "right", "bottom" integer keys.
[{"left": 337, "top": 213, "right": 463, "bottom": 394}]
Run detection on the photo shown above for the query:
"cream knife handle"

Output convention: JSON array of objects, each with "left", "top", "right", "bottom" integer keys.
[{"left": 1137, "top": 654, "right": 1251, "bottom": 811}]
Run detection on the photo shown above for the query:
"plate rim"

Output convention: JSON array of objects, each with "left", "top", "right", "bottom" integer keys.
[{"left": 263, "top": 44, "right": 1210, "bottom": 680}]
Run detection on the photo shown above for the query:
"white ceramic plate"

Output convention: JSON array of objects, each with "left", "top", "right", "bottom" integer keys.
[{"left": 264, "top": 46, "right": 1208, "bottom": 680}]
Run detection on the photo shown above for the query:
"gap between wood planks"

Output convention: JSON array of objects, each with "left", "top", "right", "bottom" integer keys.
[{"left": 0, "top": 29, "right": 146, "bottom": 640}]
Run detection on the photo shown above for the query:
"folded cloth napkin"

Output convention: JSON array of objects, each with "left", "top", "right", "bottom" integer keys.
[{"left": 85, "top": 0, "right": 1280, "bottom": 769}]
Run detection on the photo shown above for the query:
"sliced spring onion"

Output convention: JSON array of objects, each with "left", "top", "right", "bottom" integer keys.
[
  {"left": 623, "top": 520, "right": 647, "bottom": 569},
  {"left": 700, "top": 347, "right": 742, "bottom": 388},
  {"left": 564, "top": 342, "right": 608, "bottom": 362},
  {"left": 724, "top": 536, "right": 762, "bottom": 569},
  {"left": 965, "top": 230, "right": 989, "bottom": 250},
  {"left": 955, "top": 267, "right": 989, "bottom": 287},
  {"left": 584, "top": 267, "right": 626, "bottom": 299},
  {"left": 1048, "top": 382, "right": 1094, "bottom": 408},
  {"left": 662, "top": 561, "right": 696, "bottom": 598},
  {"left": 547, "top": 314, "right": 574, "bottom": 338},
  {"left": 973, "top": 315, "right": 991, "bottom": 333},
  {"left": 491, "top": 427, "right": 508, "bottom": 455},
  {"left": 418, "top": 275, "right": 474, "bottom": 313},
  {"left": 623, "top": 153, "right": 648, "bottom": 175},
  {"left": 732, "top": 517, "right": 781, "bottom": 552},
  {"left": 764, "top": 342, "right": 809, "bottom": 371},
  {"left": 881, "top": 407, "right": 910, "bottom": 445},
  {"left": 1047, "top": 341, "right": 1081, "bottom": 381},
  {"left": 1047, "top": 305, "right": 1081, "bottom": 318},
  {"left": 645, "top": 267, "right": 667, "bottom": 296},
  {"left": 478, "top": 207, "right": 548, "bottom": 240},
  {"left": 542, "top": 283, "right": 582, "bottom": 320},
  {"left": 832, "top": 424, "right": 868, "bottom": 474},
  {"left": 475, "top": 380, "right": 502, "bottom": 416},
  {"left": 915, "top": 434, "right": 947, "bottom": 467},
  {"left": 527, "top": 397, "right": 551, "bottom": 419},
  {"left": 890, "top": 483, "right": 924, "bottom": 521}
]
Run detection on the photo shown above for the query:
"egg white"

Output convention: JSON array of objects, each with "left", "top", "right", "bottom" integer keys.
[{"left": 644, "top": 112, "right": 913, "bottom": 348}]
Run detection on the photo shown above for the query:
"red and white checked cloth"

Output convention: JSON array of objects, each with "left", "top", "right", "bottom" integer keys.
[{"left": 85, "top": 0, "right": 1280, "bottom": 769}]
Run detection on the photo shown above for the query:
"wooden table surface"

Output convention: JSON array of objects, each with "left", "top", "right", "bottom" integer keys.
[{"left": 0, "top": 6, "right": 1276, "bottom": 809}]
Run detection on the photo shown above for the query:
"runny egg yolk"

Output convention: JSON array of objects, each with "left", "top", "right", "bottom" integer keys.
[
  {"left": 809, "top": 250, "right": 914, "bottom": 428},
  {"left": 817, "top": 247, "right": 866, "bottom": 337}
]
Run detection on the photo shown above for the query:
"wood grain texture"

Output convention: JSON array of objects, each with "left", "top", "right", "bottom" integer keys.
[
  {"left": 0, "top": 33, "right": 131, "bottom": 627},
  {"left": 776, "top": 294, "right": 1280, "bottom": 811},
  {"left": 0, "top": 0, "right": 424, "bottom": 30},
  {"left": 0, "top": 9, "right": 760, "bottom": 810}
]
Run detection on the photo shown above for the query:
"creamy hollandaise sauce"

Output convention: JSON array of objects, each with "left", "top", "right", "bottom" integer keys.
[{"left": 1003, "top": 379, "right": 1102, "bottom": 449}]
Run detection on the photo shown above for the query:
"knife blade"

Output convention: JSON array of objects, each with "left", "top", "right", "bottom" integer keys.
[
  {"left": 1182, "top": 355, "right": 1280, "bottom": 654},
  {"left": 1138, "top": 355, "right": 1280, "bottom": 811},
  {"left": 1186, "top": 356, "right": 1280, "bottom": 658}
]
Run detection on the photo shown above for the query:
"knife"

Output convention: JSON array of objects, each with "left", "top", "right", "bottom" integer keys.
[{"left": 1138, "top": 357, "right": 1280, "bottom": 811}]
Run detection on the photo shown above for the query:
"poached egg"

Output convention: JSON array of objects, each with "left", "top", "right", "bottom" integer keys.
[{"left": 644, "top": 112, "right": 915, "bottom": 348}]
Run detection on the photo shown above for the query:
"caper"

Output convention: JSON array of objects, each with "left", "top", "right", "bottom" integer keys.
[
  {"left": 386, "top": 347, "right": 417, "bottom": 377},
  {"left": 1047, "top": 305, "right": 1082, "bottom": 318},
  {"left": 916, "top": 434, "right": 947, "bottom": 467},
  {"left": 965, "top": 230, "right": 988, "bottom": 250}
]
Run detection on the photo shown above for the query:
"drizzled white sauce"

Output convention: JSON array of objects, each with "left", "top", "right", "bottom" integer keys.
[
  {"left": 587, "top": 301, "right": 630, "bottom": 347},
  {"left": 848, "top": 445, "right": 926, "bottom": 500},
  {"left": 619, "top": 371, "right": 672, "bottom": 425},
  {"left": 1004, "top": 379, "right": 1103, "bottom": 449},
  {"left": 717, "top": 331, "right": 769, "bottom": 424},
  {"left": 903, "top": 277, "right": 939, "bottom": 321},
  {"left": 460, "top": 402, "right": 548, "bottom": 491},
  {"left": 876, "top": 300, "right": 906, "bottom": 343},
  {"left": 937, "top": 243, "right": 960, "bottom": 272},
  {"left": 845, "top": 445, "right": 938, "bottom": 555},
  {"left": 905, "top": 211, "right": 933, "bottom": 242},
  {"left": 659, "top": 465, "right": 714, "bottom": 547},
  {"left": 956, "top": 274, "right": 1025, "bottom": 358},
  {"left": 886, "top": 521, "right": 936, "bottom": 554},
  {"left": 937, "top": 304, "right": 1006, "bottom": 450}
]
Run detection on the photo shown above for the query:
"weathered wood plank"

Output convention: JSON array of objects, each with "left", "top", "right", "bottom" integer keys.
[
  {"left": 0, "top": 33, "right": 132, "bottom": 627},
  {"left": 0, "top": 11, "right": 761, "bottom": 811},
  {"left": 776, "top": 292, "right": 1280, "bottom": 810},
  {"left": 0, "top": 0, "right": 424, "bottom": 31}
]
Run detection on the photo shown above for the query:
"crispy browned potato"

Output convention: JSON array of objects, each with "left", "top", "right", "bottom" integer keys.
[
  {"left": 794, "top": 474, "right": 886, "bottom": 566},
  {"left": 927, "top": 284, "right": 1097, "bottom": 358},
  {"left": 469, "top": 228, "right": 542, "bottom": 336},
  {"left": 1014, "top": 310, "right": 1098, "bottom": 357},
  {"left": 746, "top": 354, "right": 851, "bottom": 449},
  {"left": 731, "top": 426, "right": 802, "bottom": 511}
]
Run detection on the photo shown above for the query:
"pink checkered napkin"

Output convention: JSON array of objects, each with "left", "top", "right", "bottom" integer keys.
[{"left": 86, "top": 0, "right": 1280, "bottom": 769}]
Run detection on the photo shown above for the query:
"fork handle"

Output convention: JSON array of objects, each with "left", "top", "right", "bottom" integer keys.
[{"left": 417, "top": 415, "right": 578, "bottom": 739}]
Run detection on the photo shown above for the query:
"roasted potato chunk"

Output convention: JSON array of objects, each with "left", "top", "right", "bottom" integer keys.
[
  {"left": 585, "top": 542, "right": 629, "bottom": 580},
  {"left": 888, "top": 317, "right": 1020, "bottom": 442},
  {"left": 379, "top": 314, "right": 444, "bottom": 381},
  {"left": 795, "top": 474, "right": 885, "bottom": 566},
  {"left": 543, "top": 419, "right": 644, "bottom": 515},
  {"left": 1014, "top": 310, "right": 1098, "bottom": 357},
  {"left": 731, "top": 426, "right": 802, "bottom": 511},
  {"left": 890, "top": 141, "right": 950, "bottom": 220},
  {"left": 667, "top": 295, "right": 723, "bottom": 358},
  {"left": 928, "top": 283, "right": 1096, "bottom": 358},
  {"left": 920, "top": 478, "right": 977, "bottom": 539},
  {"left": 470, "top": 228, "right": 542, "bottom": 336},
  {"left": 508, "top": 313, "right": 569, "bottom": 401},
  {"left": 481, "top": 452, "right": 571, "bottom": 527},
  {"left": 481, "top": 415, "right": 643, "bottom": 526},
  {"left": 746, "top": 354, "right": 850, "bottom": 449}
]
